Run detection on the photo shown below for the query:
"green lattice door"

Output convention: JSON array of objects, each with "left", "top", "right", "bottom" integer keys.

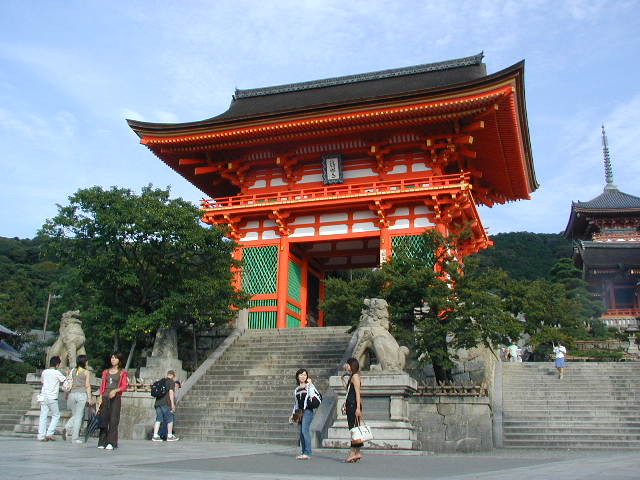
[{"left": 242, "top": 246, "right": 278, "bottom": 328}]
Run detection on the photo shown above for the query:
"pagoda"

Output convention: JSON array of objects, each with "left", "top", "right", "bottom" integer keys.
[
  {"left": 128, "top": 53, "right": 537, "bottom": 329},
  {"left": 564, "top": 127, "right": 640, "bottom": 329}
]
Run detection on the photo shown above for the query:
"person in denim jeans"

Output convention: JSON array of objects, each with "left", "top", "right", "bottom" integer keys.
[
  {"left": 37, "top": 356, "right": 66, "bottom": 441},
  {"left": 65, "top": 354, "right": 95, "bottom": 443},
  {"left": 288, "top": 368, "right": 321, "bottom": 460},
  {"left": 151, "top": 370, "right": 179, "bottom": 442}
]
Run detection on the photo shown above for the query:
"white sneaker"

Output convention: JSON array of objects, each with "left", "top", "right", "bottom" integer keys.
[
  {"left": 97, "top": 445, "right": 105, "bottom": 449},
  {"left": 105, "top": 444, "right": 114, "bottom": 450},
  {"left": 151, "top": 435, "right": 162, "bottom": 442},
  {"left": 166, "top": 434, "right": 179, "bottom": 442},
  {"left": 74, "top": 440, "right": 83, "bottom": 444}
]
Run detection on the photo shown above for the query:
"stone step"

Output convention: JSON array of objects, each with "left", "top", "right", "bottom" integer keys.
[
  {"left": 503, "top": 432, "right": 640, "bottom": 441},
  {"left": 504, "top": 426, "right": 640, "bottom": 435},
  {"left": 503, "top": 439, "right": 640, "bottom": 449}
]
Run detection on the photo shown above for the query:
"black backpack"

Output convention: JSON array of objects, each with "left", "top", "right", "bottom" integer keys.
[
  {"left": 150, "top": 378, "right": 168, "bottom": 398},
  {"left": 307, "top": 391, "right": 322, "bottom": 409}
]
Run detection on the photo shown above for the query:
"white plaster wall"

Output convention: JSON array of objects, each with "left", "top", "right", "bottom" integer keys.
[
  {"left": 415, "top": 217, "right": 434, "bottom": 228},
  {"left": 343, "top": 168, "right": 375, "bottom": 179},
  {"left": 412, "top": 163, "right": 431, "bottom": 172},
  {"left": 262, "top": 230, "right": 279, "bottom": 239},
  {"left": 353, "top": 210, "right": 377, "bottom": 220},
  {"left": 414, "top": 205, "right": 431, "bottom": 215},
  {"left": 390, "top": 219, "right": 410, "bottom": 230},
  {"left": 319, "top": 224, "right": 348, "bottom": 235},
  {"left": 244, "top": 220, "right": 259, "bottom": 229},
  {"left": 320, "top": 212, "right": 348, "bottom": 222},
  {"left": 248, "top": 179, "right": 266, "bottom": 189},
  {"left": 389, "top": 164, "right": 407, "bottom": 174},
  {"left": 352, "top": 222, "right": 378, "bottom": 232},
  {"left": 241, "top": 231, "right": 259, "bottom": 241},
  {"left": 290, "top": 227, "right": 316, "bottom": 237},
  {"left": 300, "top": 173, "right": 323, "bottom": 183},
  {"left": 392, "top": 207, "right": 410, "bottom": 216},
  {"left": 290, "top": 215, "right": 315, "bottom": 225},
  {"left": 271, "top": 177, "right": 287, "bottom": 186}
]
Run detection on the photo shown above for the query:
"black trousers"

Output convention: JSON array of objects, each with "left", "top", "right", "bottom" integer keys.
[
  {"left": 98, "top": 394, "right": 122, "bottom": 447},
  {"left": 346, "top": 401, "right": 364, "bottom": 448}
]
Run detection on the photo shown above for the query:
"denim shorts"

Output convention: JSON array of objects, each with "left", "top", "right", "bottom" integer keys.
[{"left": 155, "top": 405, "right": 174, "bottom": 424}]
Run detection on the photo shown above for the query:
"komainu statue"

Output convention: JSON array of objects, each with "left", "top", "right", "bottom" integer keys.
[
  {"left": 46, "top": 310, "right": 86, "bottom": 369},
  {"left": 352, "top": 298, "right": 409, "bottom": 372}
]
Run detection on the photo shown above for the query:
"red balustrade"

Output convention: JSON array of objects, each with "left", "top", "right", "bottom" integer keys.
[{"left": 201, "top": 173, "right": 470, "bottom": 209}]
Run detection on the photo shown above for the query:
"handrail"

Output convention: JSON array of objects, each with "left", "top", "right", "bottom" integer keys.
[
  {"left": 201, "top": 173, "right": 470, "bottom": 209},
  {"left": 602, "top": 308, "right": 640, "bottom": 316}
]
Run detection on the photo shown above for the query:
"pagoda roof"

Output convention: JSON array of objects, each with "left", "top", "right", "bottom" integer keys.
[
  {"left": 127, "top": 53, "right": 536, "bottom": 202},
  {"left": 574, "top": 241, "right": 640, "bottom": 269},
  {"left": 573, "top": 187, "right": 640, "bottom": 211},
  {"left": 129, "top": 53, "right": 487, "bottom": 132},
  {"left": 564, "top": 187, "right": 640, "bottom": 239}
]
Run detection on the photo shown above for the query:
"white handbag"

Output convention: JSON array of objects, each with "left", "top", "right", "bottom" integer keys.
[{"left": 350, "top": 422, "right": 374, "bottom": 443}]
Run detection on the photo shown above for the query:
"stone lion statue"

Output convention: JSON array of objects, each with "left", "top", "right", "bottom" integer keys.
[
  {"left": 352, "top": 298, "right": 409, "bottom": 372},
  {"left": 46, "top": 310, "right": 86, "bottom": 369}
]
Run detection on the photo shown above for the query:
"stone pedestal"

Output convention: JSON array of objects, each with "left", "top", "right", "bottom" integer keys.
[
  {"left": 322, "top": 373, "right": 418, "bottom": 450},
  {"left": 138, "top": 328, "right": 187, "bottom": 384}
]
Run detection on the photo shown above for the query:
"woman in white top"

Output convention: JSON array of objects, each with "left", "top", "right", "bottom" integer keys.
[
  {"left": 288, "top": 368, "right": 321, "bottom": 460},
  {"left": 37, "top": 355, "right": 67, "bottom": 441}
]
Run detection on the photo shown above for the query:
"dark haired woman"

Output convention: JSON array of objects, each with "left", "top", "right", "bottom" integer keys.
[
  {"left": 342, "top": 357, "right": 363, "bottom": 462},
  {"left": 65, "top": 354, "right": 95, "bottom": 443},
  {"left": 97, "top": 352, "right": 128, "bottom": 450},
  {"left": 288, "top": 368, "right": 321, "bottom": 460}
]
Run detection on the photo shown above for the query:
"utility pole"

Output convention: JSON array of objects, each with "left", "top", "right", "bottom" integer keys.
[{"left": 42, "top": 293, "right": 61, "bottom": 341}]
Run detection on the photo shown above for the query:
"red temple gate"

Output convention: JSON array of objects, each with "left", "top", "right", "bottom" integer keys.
[{"left": 128, "top": 53, "right": 537, "bottom": 328}]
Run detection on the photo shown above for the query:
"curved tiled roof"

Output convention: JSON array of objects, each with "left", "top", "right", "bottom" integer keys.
[{"left": 574, "top": 187, "right": 640, "bottom": 210}]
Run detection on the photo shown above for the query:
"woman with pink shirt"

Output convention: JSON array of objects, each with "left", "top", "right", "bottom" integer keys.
[{"left": 97, "top": 352, "right": 128, "bottom": 450}]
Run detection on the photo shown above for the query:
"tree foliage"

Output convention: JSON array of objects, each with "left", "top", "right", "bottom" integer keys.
[{"left": 38, "top": 185, "right": 249, "bottom": 348}]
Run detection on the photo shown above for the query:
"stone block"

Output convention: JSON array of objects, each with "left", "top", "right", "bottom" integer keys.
[
  {"left": 456, "top": 437, "right": 481, "bottom": 452},
  {"left": 436, "top": 403, "right": 456, "bottom": 416}
]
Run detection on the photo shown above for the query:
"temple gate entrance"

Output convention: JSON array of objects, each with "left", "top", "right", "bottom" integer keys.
[{"left": 128, "top": 53, "right": 537, "bottom": 328}]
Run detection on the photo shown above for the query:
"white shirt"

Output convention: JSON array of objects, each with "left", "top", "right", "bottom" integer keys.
[
  {"left": 553, "top": 346, "right": 567, "bottom": 359},
  {"left": 40, "top": 368, "right": 67, "bottom": 400}
]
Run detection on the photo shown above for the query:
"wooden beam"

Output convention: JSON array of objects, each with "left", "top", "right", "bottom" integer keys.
[
  {"left": 178, "top": 158, "right": 204, "bottom": 166},
  {"left": 462, "top": 120, "right": 485, "bottom": 133},
  {"left": 195, "top": 165, "right": 220, "bottom": 175}
]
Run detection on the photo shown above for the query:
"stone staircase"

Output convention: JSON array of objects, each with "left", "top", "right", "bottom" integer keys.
[
  {"left": 0, "top": 384, "right": 33, "bottom": 434},
  {"left": 502, "top": 362, "right": 640, "bottom": 449},
  {"left": 177, "top": 326, "right": 352, "bottom": 444}
]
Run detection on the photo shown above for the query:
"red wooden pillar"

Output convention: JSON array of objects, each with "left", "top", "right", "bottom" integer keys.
[
  {"left": 300, "top": 257, "right": 309, "bottom": 327},
  {"left": 380, "top": 226, "right": 391, "bottom": 264},
  {"left": 231, "top": 246, "right": 243, "bottom": 291},
  {"left": 276, "top": 236, "right": 290, "bottom": 328}
]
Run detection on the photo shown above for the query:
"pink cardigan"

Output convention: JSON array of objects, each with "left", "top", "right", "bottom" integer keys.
[{"left": 99, "top": 369, "right": 128, "bottom": 396}]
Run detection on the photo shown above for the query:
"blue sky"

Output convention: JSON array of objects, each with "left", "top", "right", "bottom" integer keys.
[{"left": 1, "top": 0, "right": 639, "bottom": 239}]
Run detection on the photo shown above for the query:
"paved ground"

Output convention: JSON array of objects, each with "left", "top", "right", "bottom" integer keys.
[{"left": 2, "top": 436, "right": 639, "bottom": 480}]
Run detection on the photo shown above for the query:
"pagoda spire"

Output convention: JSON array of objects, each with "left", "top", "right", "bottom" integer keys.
[{"left": 601, "top": 125, "right": 617, "bottom": 190}]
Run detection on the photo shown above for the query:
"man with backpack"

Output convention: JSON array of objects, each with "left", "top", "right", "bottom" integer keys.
[{"left": 151, "top": 370, "right": 179, "bottom": 442}]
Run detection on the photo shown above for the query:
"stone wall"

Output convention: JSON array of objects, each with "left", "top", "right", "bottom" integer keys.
[
  {"left": 177, "top": 327, "right": 234, "bottom": 373},
  {"left": 409, "top": 396, "right": 492, "bottom": 452}
]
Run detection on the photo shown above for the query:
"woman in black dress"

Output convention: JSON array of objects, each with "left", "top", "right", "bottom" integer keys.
[{"left": 341, "top": 357, "right": 363, "bottom": 462}]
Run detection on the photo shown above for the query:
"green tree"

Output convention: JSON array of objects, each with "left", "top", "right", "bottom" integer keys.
[{"left": 38, "top": 185, "right": 249, "bottom": 364}]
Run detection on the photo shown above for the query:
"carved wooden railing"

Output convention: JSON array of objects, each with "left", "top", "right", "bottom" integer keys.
[{"left": 201, "top": 173, "right": 470, "bottom": 210}]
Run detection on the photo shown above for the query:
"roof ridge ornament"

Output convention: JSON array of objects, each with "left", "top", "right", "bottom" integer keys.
[{"left": 602, "top": 124, "right": 617, "bottom": 191}]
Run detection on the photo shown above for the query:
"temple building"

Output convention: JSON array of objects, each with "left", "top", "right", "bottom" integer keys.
[
  {"left": 564, "top": 127, "right": 640, "bottom": 330},
  {"left": 128, "top": 53, "right": 537, "bottom": 329}
]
